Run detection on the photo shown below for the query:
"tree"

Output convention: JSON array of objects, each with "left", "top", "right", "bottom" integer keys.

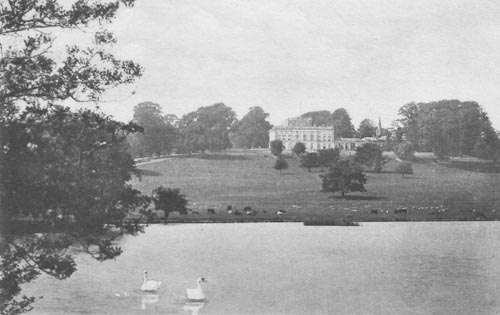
[
  {"left": 270, "top": 140, "right": 284, "bottom": 156},
  {"left": 177, "top": 103, "right": 236, "bottom": 153},
  {"left": 395, "top": 161, "right": 414, "bottom": 178},
  {"left": 397, "top": 100, "right": 500, "bottom": 159},
  {"left": 320, "top": 159, "right": 367, "bottom": 197},
  {"left": 293, "top": 142, "right": 306, "bottom": 156},
  {"left": 354, "top": 143, "right": 384, "bottom": 173},
  {"left": 395, "top": 141, "right": 415, "bottom": 161},
  {"left": 273, "top": 155, "right": 289, "bottom": 174},
  {"left": 397, "top": 102, "right": 420, "bottom": 150},
  {"left": 358, "top": 119, "right": 377, "bottom": 138},
  {"left": 301, "top": 110, "right": 333, "bottom": 126},
  {"left": 152, "top": 187, "right": 188, "bottom": 222},
  {"left": 230, "top": 106, "right": 273, "bottom": 149},
  {"left": 300, "top": 152, "right": 320, "bottom": 172},
  {"left": 332, "top": 108, "right": 355, "bottom": 138},
  {"left": 1, "top": 105, "right": 151, "bottom": 315},
  {"left": 318, "top": 148, "right": 340, "bottom": 168},
  {"left": 129, "top": 102, "right": 177, "bottom": 157},
  {"left": 0, "top": 1, "right": 144, "bottom": 313}
]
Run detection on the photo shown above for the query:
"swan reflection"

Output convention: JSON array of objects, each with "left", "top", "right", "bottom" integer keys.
[
  {"left": 183, "top": 301, "right": 205, "bottom": 315},
  {"left": 141, "top": 293, "right": 159, "bottom": 310}
]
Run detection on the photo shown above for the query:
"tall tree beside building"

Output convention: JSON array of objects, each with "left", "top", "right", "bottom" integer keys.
[
  {"left": 331, "top": 108, "right": 356, "bottom": 138},
  {"left": 177, "top": 103, "right": 237, "bottom": 153},
  {"left": 230, "top": 106, "right": 273, "bottom": 149},
  {"left": 129, "top": 102, "right": 177, "bottom": 157},
  {"left": 358, "top": 119, "right": 377, "bottom": 138},
  {"left": 301, "top": 110, "right": 333, "bottom": 126}
]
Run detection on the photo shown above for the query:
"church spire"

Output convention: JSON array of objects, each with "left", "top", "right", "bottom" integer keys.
[{"left": 376, "top": 116, "right": 382, "bottom": 137}]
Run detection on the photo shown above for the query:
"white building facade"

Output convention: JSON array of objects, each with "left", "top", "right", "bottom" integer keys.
[{"left": 268, "top": 117, "right": 335, "bottom": 151}]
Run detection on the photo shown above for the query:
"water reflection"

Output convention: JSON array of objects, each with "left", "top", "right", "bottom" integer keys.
[
  {"left": 141, "top": 293, "right": 159, "bottom": 310},
  {"left": 183, "top": 301, "right": 205, "bottom": 315}
]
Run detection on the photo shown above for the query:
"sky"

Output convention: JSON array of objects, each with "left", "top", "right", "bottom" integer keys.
[{"left": 83, "top": 0, "right": 500, "bottom": 129}]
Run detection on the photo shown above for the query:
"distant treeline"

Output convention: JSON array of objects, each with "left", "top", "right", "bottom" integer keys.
[{"left": 129, "top": 99, "right": 500, "bottom": 160}]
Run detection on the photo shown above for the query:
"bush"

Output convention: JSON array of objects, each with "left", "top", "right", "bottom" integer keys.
[
  {"left": 270, "top": 140, "right": 284, "bottom": 156},
  {"left": 293, "top": 142, "right": 306, "bottom": 156},
  {"left": 395, "top": 141, "right": 415, "bottom": 161}
]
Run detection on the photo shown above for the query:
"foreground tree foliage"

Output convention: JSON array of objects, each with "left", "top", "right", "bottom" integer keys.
[
  {"left": 177, "top": 103, "right": 236, "bottom": 153},
  {"left": 320, "top": 159, "right": 367, "bottom": 197},
  {"left": 230, "top": 106, "right": 273, "bottom": 149},
  {"left": 1, "top": 105, "right": 153, "bottom": 315},
  {"left": 128, "top": 102, "right": 177, "bottom": 157},
  {"left": 0, "top": 1, "right": 155, "bottom": 314}
]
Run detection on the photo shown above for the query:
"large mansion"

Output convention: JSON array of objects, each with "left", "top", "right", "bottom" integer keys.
[
  {"left": 269, "top": 117, "right": 385, "bottom": 152},
  {"left": 269, "top": 117, "right": 334, "bottom": 151}
]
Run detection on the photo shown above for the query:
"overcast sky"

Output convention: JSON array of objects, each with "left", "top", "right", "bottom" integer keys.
[{"left": 92, "top": 0, "right": 500, "bottom": 129}]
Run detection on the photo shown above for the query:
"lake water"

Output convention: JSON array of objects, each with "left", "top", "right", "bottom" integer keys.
[{"left": 24, "top": 222, "right": 500, "bottom": 315}]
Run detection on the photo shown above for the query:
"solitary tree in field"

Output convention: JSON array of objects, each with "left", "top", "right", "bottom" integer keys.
[
  {"left": 320, "top": 159, "right": 367, "bottom": 197},
  {"left": 293, "top": 142, "right": 306, "bottom": 156},
  {"left": 395, "top": 161, "right": 414, "bottom": 178},
  {"left": 273, "top": 155, "right": 289, "bottom": 174},
  {"left": 152, "top": 187, "right": 188, "bottom": 222},
  {"left": 270, "top": 140, "right": 285, "bottom": 156}
]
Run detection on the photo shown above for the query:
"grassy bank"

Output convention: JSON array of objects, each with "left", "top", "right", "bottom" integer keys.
[{"left": 130, "top": 150, "right": 500, "bottom": 223}]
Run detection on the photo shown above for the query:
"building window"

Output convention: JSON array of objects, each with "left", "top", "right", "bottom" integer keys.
[
  {"left": 303, "top": 135, "right": 306, "bottom": 141},
  {"left": 310, "top": 135, "right": 314, "bottom": 141}
]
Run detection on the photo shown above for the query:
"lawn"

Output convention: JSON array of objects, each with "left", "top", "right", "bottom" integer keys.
[{"left": 130, "top": 150, "right": 500, "bottom": 223}]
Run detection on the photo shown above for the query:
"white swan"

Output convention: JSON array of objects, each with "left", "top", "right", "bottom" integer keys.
[
  {"left": 186, "top": 277, "right": 207, "bottom": 301},
  {"left": 140, "top": 270, "right": 161, "bottom": 292}
]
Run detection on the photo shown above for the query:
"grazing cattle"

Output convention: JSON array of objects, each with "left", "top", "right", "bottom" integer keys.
[
  {"left": 233, "top": 210, "right": 242, "bottom": 215},
  {"left": 370, "top": 209, "right": 378, "bottom": 214},
  {"left": 227, "top": 205, "right": 232, "bottom": 211},
  {"left": 275, "top": 210, "right": 287, "bottom": 215},
  {"left": 243, "top": 206, "right": 252, "bottom": 212},
  {"left": 394, "top": 208, "right": 407, "bottom": 215},
  {"left": 207, "top": 208, "right": 215, "bottom": 215}
]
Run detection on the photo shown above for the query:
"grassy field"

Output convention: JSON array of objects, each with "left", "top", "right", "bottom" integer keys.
[{"left": 130, "top": 150, "right": 500, "bottom": 223}]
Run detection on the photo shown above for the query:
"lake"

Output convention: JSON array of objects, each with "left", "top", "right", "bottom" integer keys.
[{"left": 24, "top": 222, "right": 500, "bottom": 315}]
